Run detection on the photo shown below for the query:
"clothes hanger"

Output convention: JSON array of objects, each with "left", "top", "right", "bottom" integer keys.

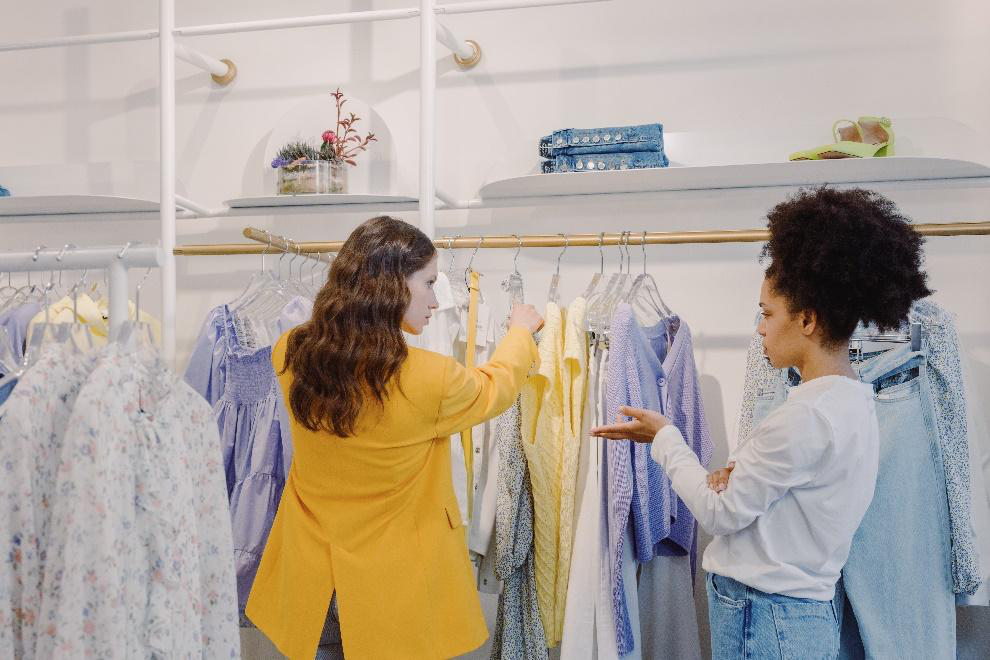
[
  {"left": 463, "top": 236, "right": 485, "bottom": 303},
  {"left": 117, "top": 265, "right": 157, "bottom": 351},
  {"left": 624, "top": 231, "right": 672, "bottom": 322},
  {"left": 501, "top": 234, "right": 525, "bottom": 306},
  {"left": 587, "top": 231, "right": 626, "bottom": 332},
  {"left": 581, "top": 232, "right": 605, "bottom": 300},
  {"left": 229, "top": 230, "right": 279, "bottom": 311},
  {"left": 547, "top": 233, "right": 567, "bottom": 305},
  {"left": 592, "top": 231, "right": 634, "bottom": 334}
]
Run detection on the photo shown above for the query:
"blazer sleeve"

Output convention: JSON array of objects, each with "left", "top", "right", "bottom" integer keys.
[{"left": 435, "top": 326, "right": 539, "bottom": 439}]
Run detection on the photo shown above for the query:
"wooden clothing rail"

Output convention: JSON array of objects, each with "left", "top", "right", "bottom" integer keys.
[{"left": 170, "top": 221, "right": 990, "bottom": 256}]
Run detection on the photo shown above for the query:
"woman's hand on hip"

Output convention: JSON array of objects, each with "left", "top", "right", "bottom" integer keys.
[
  {"left": 707, "top": 463, "right": 735, "bottom": 493},
  {"left": 590, "top": 405, "right": 670, "bottom": 443},
  {"left": 509, "top": 303, "right": 544, "bottom": 334}
]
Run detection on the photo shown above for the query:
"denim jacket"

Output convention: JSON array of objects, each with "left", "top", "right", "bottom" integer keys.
[
  {"left": 541, "top": 150, "right": 669, "bottom": 173},
  {"left": 539, "top": 123, "right": 666, "bottom": 158}
]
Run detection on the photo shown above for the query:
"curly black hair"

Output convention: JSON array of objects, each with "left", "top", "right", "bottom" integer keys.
[{"left": 761, "top": 186, "right": 932, "bottom": 348}]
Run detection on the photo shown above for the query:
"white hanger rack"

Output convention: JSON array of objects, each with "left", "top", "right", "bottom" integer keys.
[
  {"left": 0, "top": 0, "right": 607, "bottom": 364},
  {"left": 0, "top": 245, "right": 162, "bottom": 341}
]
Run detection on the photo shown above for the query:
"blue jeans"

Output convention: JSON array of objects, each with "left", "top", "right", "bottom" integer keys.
[
  {"left": 751, "top": 344, "right": 956, "bottom": 659},
  {"left": 539, "top": 123, "right": 666, "bottom": 157},
  {"left": 707, "top": 573, "right": 839, "bottom": 660},
  {"left": 540, "top": 150, "right": 669, "bottom": 173}
]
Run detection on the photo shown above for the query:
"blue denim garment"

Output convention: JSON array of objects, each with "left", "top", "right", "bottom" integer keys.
[
  {"left": 707, "top": 572, "right": 839, "bottom": 660},
  {"left": 540, "top": 123, "right": 666, "bottom": 157},
  {"left": 751, "top": 344, "right": 956, "bottom": 660},
  {"left": 541, "top": 150, "right": 669, "bottom": 174},
  {"left": 0, "top": 376, "right": 16, "bottom": 407}
]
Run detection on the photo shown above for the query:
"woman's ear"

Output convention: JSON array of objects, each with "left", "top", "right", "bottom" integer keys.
[{"left": 799, "top": 309, "right": 818, "bottom": 338}]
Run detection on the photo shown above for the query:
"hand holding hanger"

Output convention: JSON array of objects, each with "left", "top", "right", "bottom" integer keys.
[{"left": 508, "top": 303, "right": 544, "bottom": 334}]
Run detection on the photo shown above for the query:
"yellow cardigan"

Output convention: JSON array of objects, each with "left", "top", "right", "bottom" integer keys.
[{"left": 245, "top": 326, "right": 539, "bottom": 659}]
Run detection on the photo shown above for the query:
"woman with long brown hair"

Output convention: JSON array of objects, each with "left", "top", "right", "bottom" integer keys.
[{"left": 245, "top": 216, "right": 543, "bottom": 659}]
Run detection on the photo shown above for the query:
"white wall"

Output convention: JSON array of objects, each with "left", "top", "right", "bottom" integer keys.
[{"left": 2, "top": 1, "right": 989, "bottom": 658}]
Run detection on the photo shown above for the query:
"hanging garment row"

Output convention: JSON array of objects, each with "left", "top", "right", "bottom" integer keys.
[
  {"left": 0, "top": 253, "right": 241, "bottom": 658},
  {"left": 174, "top": 224, "right": 989, "bottom": 659}
]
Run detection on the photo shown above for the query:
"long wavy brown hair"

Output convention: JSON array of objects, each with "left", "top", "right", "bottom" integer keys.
[{"left": 283, "top": 216, "right": 437, "bottom": 436}]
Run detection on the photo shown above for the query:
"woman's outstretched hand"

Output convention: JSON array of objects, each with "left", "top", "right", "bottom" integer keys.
[{"left": 590, "top": 405, "right": 670, "bottom": 443}]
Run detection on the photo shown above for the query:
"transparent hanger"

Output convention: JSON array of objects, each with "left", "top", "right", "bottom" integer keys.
[
  {"left": 501, "top": 234, "right": 525, "bottom": 307},
  {"left": 624, "top": 231, "right": 672, "bottom": 323},
  {"left": 463, "top": 237, "right": 485, "bottom": 304},
  {"left": 586, "top": 232, "right": 625, "bottom": 331},
  {"left": 117, "top": 265, "right": 158, "bottom": 351},
  {"left": 229, "top": 230, "right": 279, "bottom": 311},
  {"left": 547, "top": 234, "right": 567, "bottom": 305},
  {"left": 581, "top": 232, "right": 605, "bottom": 300},
  {"left": 589, "top": 231, "right": 634, "bottom": 334},
  {"left": 599, "top": 231, "right": 639, "bottom": 333}
]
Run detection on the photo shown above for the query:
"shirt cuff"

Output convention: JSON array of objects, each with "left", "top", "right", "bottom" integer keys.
[{"left": 650, "top": 424, "right": 686, "bottom": 466}]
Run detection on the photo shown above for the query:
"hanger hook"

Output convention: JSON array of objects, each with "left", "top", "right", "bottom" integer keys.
[
  {"left": 446, "top": 235, "right": 461, "bottom": 275},
  {"left": 465, "top": 236, "right": 484, "bottom": 288},
  {"left": 512, "top": 234, "right": 522, "bottom": 275},
  {"left": 555, "top": 233, "right": 568, "bottom": 276},
  {"left": 260, "top": 230, "right": 274, "bottom": 271},
  {"left": 598, "top": 232, "right": 605, "bottom": 274},
  {"left": 641, "top": 231, "right": 648, "bottom": 274},
  {"left": 117, "top": 241, "right": 137, "bottom": 260},
  {"left": 57, "top": 243, "right": 78, "bottom": 289}
]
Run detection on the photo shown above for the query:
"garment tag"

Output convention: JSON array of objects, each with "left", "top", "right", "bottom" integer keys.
[{"left": 458, "top": 303, "right": 491, "bottom": 347}]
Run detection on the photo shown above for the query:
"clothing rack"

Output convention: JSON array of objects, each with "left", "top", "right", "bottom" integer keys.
[
  {"left": 170, "top": 221, "right": 990, "bottom": 256},
  {"left": 0, "top": 245, "right": 162, "bottom": 340}
]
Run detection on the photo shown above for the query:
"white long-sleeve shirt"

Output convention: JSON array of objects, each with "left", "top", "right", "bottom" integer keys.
[{"left": 651, "top": 375, "right": 879, "bottom": 600}]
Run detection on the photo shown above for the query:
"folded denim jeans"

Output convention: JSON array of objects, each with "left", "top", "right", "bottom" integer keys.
[
  {"left": 539, "top": 123, "right": 666, "bottom": 158},
  {"left": 541, "top": 150, "right": 669, "bottom": 174}
]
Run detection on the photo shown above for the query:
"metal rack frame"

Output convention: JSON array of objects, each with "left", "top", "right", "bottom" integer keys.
[{"left": 1, "top": 0, "right": 609, "bottom": 363}]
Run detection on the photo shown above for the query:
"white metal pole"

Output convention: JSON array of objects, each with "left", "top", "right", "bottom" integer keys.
[
  {"left": 434, "top": 23, "right": 475, "bottom": 60},
  {"left": 436, "top": 0, "right": 606, "bottom": 15},
  {"left": 0, "top": 247, "right": 161, "bottom": 272},
  {"left": 107, "top": 258, "right": 129, "bottom": 341},
  {"left": 0, "top": 29, "right": 158, "bottom": 52},
  {"left": 175, "top": 8, "right": 420, "bottom": 38},
  {"left": 160, "top": 0, "right": 177, "bottom": 364},
  {"left": 174, "top": 43, "right": 228, "bottom": 77},
  {"left": 420, "top": 0, "right": 437, "bottom": 238}
]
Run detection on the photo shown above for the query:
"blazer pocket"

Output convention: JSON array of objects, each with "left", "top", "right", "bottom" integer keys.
[{"left": 444, "top": 502, "right": 463, "bottom": 529}]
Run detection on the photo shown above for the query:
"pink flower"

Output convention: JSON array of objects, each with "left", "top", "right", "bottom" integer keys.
[{"left": 322, "top": 131, "right": 337, "bottom": 144}]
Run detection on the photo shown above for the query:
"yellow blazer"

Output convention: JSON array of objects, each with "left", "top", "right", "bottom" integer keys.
[{"left": 245, "top": 326, "right": 539, "bottom": 659}]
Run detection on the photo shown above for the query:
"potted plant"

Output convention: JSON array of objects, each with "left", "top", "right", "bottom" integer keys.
[{"left": 271, "top": 88, "right": 378, "bottom": 195}]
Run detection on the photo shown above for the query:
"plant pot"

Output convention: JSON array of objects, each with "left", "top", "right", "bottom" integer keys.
[
  {"left": 277, "top": 160, "right": 328, "bottom": 195},
  {"left": 329, "top": 161, "right": 348, "bottom": 194}
]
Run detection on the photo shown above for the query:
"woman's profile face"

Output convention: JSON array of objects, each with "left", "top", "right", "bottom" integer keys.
[
  {"left": 402, "top": 253, "right": 440, "bottom": 335},
  {"left": 758, "top": 276, "right": 804, "bottom": 369}
]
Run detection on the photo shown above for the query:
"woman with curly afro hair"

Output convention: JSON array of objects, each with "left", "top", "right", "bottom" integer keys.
[{"left": 592, "top": 187, "right": 932, "bottom": 659}]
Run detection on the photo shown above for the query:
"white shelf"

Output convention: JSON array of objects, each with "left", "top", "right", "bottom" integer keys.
[
  {"left": 0, "top": 194, "right": 169, "bottom": 222},
  {"left": 479, "top": 157, "right": 990, "bottom": 200},
  {"left": 226, "top": 193, "right": 418, "bottom": 211}
]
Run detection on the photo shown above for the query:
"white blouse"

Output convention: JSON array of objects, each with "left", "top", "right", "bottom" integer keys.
[{"left": 651, "top": 375, "right": 879, "bottom": 600}]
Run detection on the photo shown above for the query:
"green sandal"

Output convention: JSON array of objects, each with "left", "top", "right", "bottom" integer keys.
[{"left": 789, "top": 116, "right": 894, "bottom": 161}]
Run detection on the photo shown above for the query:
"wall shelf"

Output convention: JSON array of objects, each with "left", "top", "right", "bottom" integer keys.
[
  {"left": 478, "top": 157, "right": 990, "bottom": 202},
  {"left": 224, "top": 193, "right": 419, "bottom": 215},
  {"left": 0, "top": 194, "right": 197, "bottom": 223}
]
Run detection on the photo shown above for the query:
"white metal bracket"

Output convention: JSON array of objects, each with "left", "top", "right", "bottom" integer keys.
[{"left": 175, "top": 43, "right": 236, "bottom": 85}]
